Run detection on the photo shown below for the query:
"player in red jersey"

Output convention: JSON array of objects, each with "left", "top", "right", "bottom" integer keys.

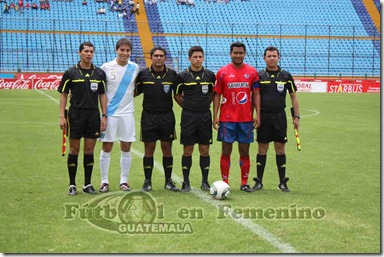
[{"left": 213, "top": 41, "right": 260, "bottom": 192}]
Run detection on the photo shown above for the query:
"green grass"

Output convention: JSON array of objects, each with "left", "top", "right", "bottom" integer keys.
[{"left": 0, "top": 90, "right": 380, "bottom": 253}]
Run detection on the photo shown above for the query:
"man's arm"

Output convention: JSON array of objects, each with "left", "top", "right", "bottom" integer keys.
[
  {"left": 99, "top": 93, "right": 107, "bottom": 132},
  {"left": 174, "top": 93, "right": 183, "bottom": 108},
  {"left": 290, "top": 92, "right": 300, "bottom": 130},
  {"left": 212, "top": 92, "right": 221, "bottom": 130},
  {"left": 253, "top": 89, "right": 261, "bottom": 128},
  {"left": 59, "top": 93, "right": 68, "bottom": 130}
]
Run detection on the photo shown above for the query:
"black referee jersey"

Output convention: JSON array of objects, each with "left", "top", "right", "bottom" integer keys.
[
  {"left": 258, "top": 67, "right": 297, "bottom": 113},
  {"left": 57, "top": 62, "right": 106, "bottom": 109},
  {"left": 174, "top": 67, "right": 216, "bottom": 112},
  {"left": 135, "top": 65, "right": 177, "bottom": 113}
]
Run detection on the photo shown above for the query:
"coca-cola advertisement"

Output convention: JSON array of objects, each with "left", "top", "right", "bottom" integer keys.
[
  {"left": 0, "top": 79, "right": 33, "bottom": 89},
  {"left": 16, "top": 73, "right": 63, "bottom": 80},
  {"left": 34, "top": 79, "right": 61, "bottom": 90},
  {"left": 0, "top": 78, "right": 61, "bottom": 90}
]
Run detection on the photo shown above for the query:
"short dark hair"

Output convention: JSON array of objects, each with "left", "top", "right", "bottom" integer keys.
[
  {"left": 188, "top": 45, "right": 204, "bottom": 57},
  {"left": 264, "top": 46, "right": 280, "bottom": 57},
  {"left": 230, "top": 41, "right": 246, "bottom": 53},
  {"left": 79, "top": 41, "right": 94, "bottom": 52},
  {"left": 150, "top": 46, "right": 167, "bottom": 57},
  {"left": 115, "top": 38, "right": 132, "bottom": 50}
]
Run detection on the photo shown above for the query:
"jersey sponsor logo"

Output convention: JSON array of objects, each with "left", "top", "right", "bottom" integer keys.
[
  {"left": 202, "top": 85, "right": 208, "bottom": 94},
  {"left": 228, "top": 82, "right": 249, "bottom": 89},
  {"left": 163, "top": 84, "right": 170, "bottom": 93},
  {"left": 276, "top": 82, "right": 285, "bottom": 93},
  {"left": 236, "top": 91, "right": 248, "bottom": 104},
  {"left": 90, "top": 82, "right": 98, "bottom": 92}
]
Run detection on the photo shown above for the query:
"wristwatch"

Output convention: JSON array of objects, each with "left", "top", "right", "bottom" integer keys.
[
  {"left": 102, "top": 114, "right": 107, "bottom": 118},
  {"left": 294, "top": 115, "right": 300, "bottom": 119}
]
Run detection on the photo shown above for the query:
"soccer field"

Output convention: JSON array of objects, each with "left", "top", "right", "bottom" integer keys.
[{"left": 0, "top": 90, "right": 380, "bottom": 253}]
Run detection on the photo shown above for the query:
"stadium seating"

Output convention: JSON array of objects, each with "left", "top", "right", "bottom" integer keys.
[{"left": 0, "top": 0, "right": 380, "bottom": 77}]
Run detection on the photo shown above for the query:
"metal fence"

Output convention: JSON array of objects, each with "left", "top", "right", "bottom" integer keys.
[{"left": 0, "top": 18, "right": 380, "bottom": 77}]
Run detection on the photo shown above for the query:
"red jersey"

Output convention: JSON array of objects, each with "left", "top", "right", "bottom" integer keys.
[{"left": 214, "top": 63, "right": 259, "bottom": 122}]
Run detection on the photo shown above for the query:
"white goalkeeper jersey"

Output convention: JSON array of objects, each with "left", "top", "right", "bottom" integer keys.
[{"left": 101, "top": 59, "right": 139, "bottom": 117}]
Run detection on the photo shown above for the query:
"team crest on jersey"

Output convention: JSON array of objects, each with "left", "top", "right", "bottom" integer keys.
[
  {"left": 90, "top": 83, "right": 98, "bottom": 92},
  {"left": 236, "top": 91, "right": 248, "bottom": 104},
  {"left": 276, "top": 82, "right": 285, "bottom": 93},
  {"left": 221, "top": 97, "right": 227, "bottom": 104},
  {"left": 163, "top": 84, "right": 170, "bottom": 93},
  {"left": 202, "top": 85, "right": 208, "bottom": 94},
  {"left": 244, "top": 73, "right": 250, "bottom": 79}
]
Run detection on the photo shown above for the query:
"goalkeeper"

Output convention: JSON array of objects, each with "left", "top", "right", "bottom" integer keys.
[{"left": 253, "top": 46, "right": 300, "bottom": 193}]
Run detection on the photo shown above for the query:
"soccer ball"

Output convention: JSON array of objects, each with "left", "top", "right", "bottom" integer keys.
[{"left": 210, "top": 180, "right": 230, "bottom": 200}]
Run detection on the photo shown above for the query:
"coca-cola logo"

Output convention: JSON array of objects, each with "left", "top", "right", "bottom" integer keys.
[
  {"left": 34, "top": 79, "right": 61, "bottom": 90},
  {"left": 0, "top": 79, "right": 32, "bottom": 89},
  {"left": 17, "top": 73, "right": 63, "bottom": 80}
]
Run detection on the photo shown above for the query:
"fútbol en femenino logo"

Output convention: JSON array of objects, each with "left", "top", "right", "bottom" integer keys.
[{"left": 63, "top": 191, "right": 193, "bottom": 234}]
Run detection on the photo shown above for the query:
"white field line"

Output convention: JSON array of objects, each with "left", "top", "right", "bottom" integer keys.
[
  {"left": 131, "top": 148, "right": 297, "bottom": 253},
  {"left": 40, "top": 88, "right": 299, "bottom": 253}
]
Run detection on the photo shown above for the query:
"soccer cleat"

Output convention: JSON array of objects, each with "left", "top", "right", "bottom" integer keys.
[
  {"left": 240, "top": 184, "right": 254, "bottom": 193},
  {"left": 252, "top": 178, "right": 264, "bottom": 191},
  {"left": 200, "top": 181, "right": 211, "bottom": 191},
  {"left": 164, "top": 179, "right": 179, "bottom": 192},
  {"left": 180, "top": 181, "right": 190, "bottom": 192},
  {"left": 278, "top": 177, "right": 291, "bottom": 192},
  {"left": 68, "top": 185, "right": 77, "bottom": 196},
  {"left": 120, "top": 183, "right": 131, "bottom": 191},
  {"left": 99, "top": 183, "right": 109, "bottom": 193},
  {"left": 82, "top": 184, "right": 97, "bottom": 194},
  {"left": 142, "top": 179, "right": 152, "bottom": 192}
]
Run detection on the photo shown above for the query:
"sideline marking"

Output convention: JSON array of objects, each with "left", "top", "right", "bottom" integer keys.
[
  {"left": 132, "top": 148, "right": 298, "bottom": 253},
  {"left": 41, "top": 88, "right": 298, "bottom": 253}
]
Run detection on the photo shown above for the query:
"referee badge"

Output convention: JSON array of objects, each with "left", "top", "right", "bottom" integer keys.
[
  {"left": 276, "top": 82, "right": 285, "bottom": 93},
  {"left": 202, "top": 85, "right": 208, "bottom": 94},
  {"left": 90, "top": 83, "right": 98, "bottom": 92},
  {"left": 163, "top": 84, "right": 170, "bottom": 93}
]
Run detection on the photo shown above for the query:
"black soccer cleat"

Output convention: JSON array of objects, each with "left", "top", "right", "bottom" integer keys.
[
  {"left": 142, "top": 179, "right": 152, "bottom": 192},
  {"left": 252, "top": 178, "right": 264, "bottom": 191},
  {"left": 200, "top": 181, "right": 210, "bottom": 191},
  {"left": 68, "top": 185, "right": 77, "bottom": 196},
  {"left": 240, "top": 184, "right": 254, "bottom": 193},
  {"left": 180, "top": 181, "right": 190, "bottom": 192},
  {"left": 164, "top": 179, "right": 179, "bottom": 192},
  {"left": 278, "top": 177, "right": 291, "bottom": 192},
  {"left": 83, "top": 184, "right": 97, "bottom": 194}
]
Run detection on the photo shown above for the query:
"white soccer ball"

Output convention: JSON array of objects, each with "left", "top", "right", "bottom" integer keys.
[{"left": 210, "top": 180, "right": 230, "bottom": 200}]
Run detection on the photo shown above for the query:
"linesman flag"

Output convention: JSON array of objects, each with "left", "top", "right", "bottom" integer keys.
[
  {"left": 62, "top": 109, "right": 68, "bottom": 156},
  {"left": 290, "top": 107, "right": 301, "bottom": 151}
]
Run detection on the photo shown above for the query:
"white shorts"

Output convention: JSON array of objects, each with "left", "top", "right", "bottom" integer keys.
[{"left": 101, "top": 113, "right": 136, "bottom": 143}]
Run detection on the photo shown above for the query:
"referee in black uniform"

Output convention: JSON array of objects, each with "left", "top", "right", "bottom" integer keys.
[
  {"left": 135, "top": 46, "right": 179, "bottom": 192},
  {"left": 253, "top": 46, "right": 300, "bottom": 192},
  {"left": 174, "top": 46, "right": 216, "bottom": 192},
  {"left": 58, "top": 41, "right": 107, "bottom": 196}
]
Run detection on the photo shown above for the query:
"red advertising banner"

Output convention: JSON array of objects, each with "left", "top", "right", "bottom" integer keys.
[
  {"left": 327, "top": 80, "right": 380, "bottom": 93},
  {"left": 0, "top": 78, "right": 61, "bottom": 90},
  {"left": 15, "top": 73, "right": 63, "bottom": 80}
]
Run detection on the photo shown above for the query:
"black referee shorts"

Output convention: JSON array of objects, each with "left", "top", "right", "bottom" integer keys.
[
  {"left": 180, "top": 109, "right": 212, "bottom": 146},
  {"left": 256, "top": 110, "right": 288, "bottom": 143},
  {"left": 68, "top": 107, "right": 100, "bottom": 139},
  {"left": 140, "top": 110, "right": 176, "bottom": 142}
]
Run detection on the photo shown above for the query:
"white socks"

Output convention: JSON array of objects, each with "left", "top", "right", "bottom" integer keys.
[
  {"left": 120, "top": 151, "right": 131, "bottom": 184},
  {"left": 99, "top": 150, "right": 111, "bottom": 184}
]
